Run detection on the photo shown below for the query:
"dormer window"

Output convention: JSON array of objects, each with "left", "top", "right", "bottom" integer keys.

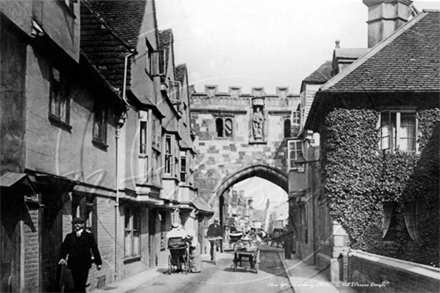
[{"left": 145, "top": 38, "right": 159, "bottom": 78}]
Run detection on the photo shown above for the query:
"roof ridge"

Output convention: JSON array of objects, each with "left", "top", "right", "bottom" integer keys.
[{"left": 319, "top": 11, "right": 428, "bottom": 92}]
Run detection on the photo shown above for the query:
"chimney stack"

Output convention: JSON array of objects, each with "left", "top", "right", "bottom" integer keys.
[{"left": 363, "top": 0, "right": 413, "bottom": 48}]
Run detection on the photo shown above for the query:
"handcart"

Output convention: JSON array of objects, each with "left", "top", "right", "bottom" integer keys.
[
  {"left": 232, "top": 238, "right": 260, "bottom": 274},
  {"left": 168, "top": 237, "right": 190, "bottom": 274},
  {"left": 207, "top": 236, "right": 223, "bottom": 265}
]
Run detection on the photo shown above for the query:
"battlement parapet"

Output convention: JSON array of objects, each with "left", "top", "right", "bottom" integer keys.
[{"left": 193, "top": 85, "right": 299, "bottom": 99}]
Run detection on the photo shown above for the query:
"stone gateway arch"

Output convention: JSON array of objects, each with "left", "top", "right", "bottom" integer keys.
[{"left": 190, "top": 85, "right": 300, "bottom": 215}]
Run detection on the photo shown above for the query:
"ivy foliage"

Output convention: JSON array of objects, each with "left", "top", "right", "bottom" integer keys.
[{"left": 322, "top": 108, "right": 439, "bottom": 265}]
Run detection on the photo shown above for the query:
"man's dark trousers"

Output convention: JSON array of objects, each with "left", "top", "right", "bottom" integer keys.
[{"left": 70, "top": 268, "right": 89, "bottom": 292}]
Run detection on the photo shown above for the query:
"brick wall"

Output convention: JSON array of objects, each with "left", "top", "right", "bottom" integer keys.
[
  {"left": 348, "top": 250, "right": 440, "bottom": 293},
  {"left": 89, "top": 196, "right": 116, "bottom": 289},
  {"left": 24, "top": 206, "right": 40, "bottom": 292}
]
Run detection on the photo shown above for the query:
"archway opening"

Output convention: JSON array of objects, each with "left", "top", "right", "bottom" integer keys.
[{"left": 222, "top": 177, "right": 288, "bottom": 234}]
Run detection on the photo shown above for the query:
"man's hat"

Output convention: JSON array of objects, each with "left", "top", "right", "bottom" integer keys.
[{"left": 72, "top": 217, "right": 85, "bottom": 224}]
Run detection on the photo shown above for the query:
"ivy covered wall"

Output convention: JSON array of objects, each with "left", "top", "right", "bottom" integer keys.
[{"left": 321, "top": 108, "right": 439, "bottom": 266}]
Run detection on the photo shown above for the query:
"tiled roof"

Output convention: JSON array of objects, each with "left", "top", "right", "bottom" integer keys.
[
  {"left": 323, "top": 11, "right": 440, "bottom": 93},
  {"left": 175, "top": 64, "right": 187, "bottom": 84},
  {"left": 84, "top": 0, "right": 146, "bottom": 47},
  {"left": 80, "top": 2, "right": 132, "bottom": 90},
  {"left": 303, "top": 61, "right": 332, "bottom": 84}
]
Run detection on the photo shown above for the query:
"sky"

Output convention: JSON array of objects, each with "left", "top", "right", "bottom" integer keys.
[
  {"left": 155, "top": 0, "right": 440, "bottom": 95},
  {"left": 234, "top": 177, "right": 288, "bottom": 212}
]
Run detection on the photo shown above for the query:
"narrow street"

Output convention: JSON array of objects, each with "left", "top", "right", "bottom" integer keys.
[{"left": 127, "top": 246, "right": 293, "bottom": 293}]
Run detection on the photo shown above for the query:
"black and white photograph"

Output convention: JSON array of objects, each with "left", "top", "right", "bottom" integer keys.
[{"left": 0, "top": 0, "right": 439, "bottom": 292}]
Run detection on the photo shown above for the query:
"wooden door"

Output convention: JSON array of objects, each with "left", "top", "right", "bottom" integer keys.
[
  {"left": 41, "top": 193, "right": 63, "bottom": 292},
  {"left": 0, "top": 193, "right": 21, "bottom": 292}
]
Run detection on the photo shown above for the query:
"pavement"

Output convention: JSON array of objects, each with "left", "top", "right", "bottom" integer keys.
[
  {"left": 281, "top": 252, "right": 356, "bottom": 293},
  {"left": 89, "top": 245, "right": 356, "bottom": 293}
]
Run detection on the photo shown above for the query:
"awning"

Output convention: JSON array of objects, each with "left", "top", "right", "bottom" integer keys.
[
  {"left": 120, "top": 194, "right": 165, "bottom": 206},
  {"left": 73, "top": 184, "right": 115, "bottom": 198},
  {"left": 29, "top": 172, "right": 76, "bottom": 193},
  {"left": 192, "top": 198, "right": 214, "bottom": 216},
  {"left": 0, "top": 172, "right": 37, "bottom": 195}
]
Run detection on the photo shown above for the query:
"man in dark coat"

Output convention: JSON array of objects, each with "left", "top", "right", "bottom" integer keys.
[
  {"left": 59, "top": 217, "right": 102, "bottom": 292},
  {"left": 207, "top": 218, "right": 223, "bottom": 260}
]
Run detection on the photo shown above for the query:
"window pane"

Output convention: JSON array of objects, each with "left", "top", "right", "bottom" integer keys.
[
  {"left": 295, "top": 141, "right": 303, "bottom": 158},
  {"left": 140, "top": 121, "right": 147, "bottom": 154},
  {"left": 225, "top": 118, "right": 233, "bottom": 137},
  {"left": 284, "top": 119, "right": 291, "bottom": 138},
  {"left": 400, "top": 113, "right": 416, "bottom": 151},
  {"left": 133, "top": 231, "right": 140, "bottom": 256},
  {"left": 216, "top": 118, "right": 223, "bottom": 137},
  {"left": 124, "top": 231, "right": 132, "bottom": 257},
  {"left": 165, "top": 136, "right": 171, "bottom": 174},
  {"left": 125, "top": 206, "right": 130, "bottom": 229},
  {"left": 180, "top": 156, "right": 186, "bottom": 183}
]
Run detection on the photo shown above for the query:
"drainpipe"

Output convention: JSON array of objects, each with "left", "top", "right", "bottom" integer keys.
[{"left": 115, "top": 51, "right": 135, "bottom": 280}]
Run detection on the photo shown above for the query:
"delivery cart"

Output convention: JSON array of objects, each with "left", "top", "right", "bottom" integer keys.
[{"left": 231, "top": 238, "right": 260, "bottom": 274}]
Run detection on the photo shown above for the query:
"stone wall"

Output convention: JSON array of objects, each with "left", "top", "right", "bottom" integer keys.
[
  {"left": 190, "top": 90, "right": 300, "bottom": 203},
  {"left": 348, "top": 250, "right": 440, "bottom": 293}
]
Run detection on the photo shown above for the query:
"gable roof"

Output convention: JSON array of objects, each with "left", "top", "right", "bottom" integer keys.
[
  {"left": 321, "top": 10, "right": 440, "bottom": 93},
  {"left": 303, "top": 61, "right": 333, "bottom": 83},
  {"left": 300, "top": 61, "right": 332, "bottom": 92}
]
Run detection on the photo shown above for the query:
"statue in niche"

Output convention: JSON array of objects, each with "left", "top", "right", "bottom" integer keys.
[{"left": 252, "top": 106, "right": 264, "bottom": 139}]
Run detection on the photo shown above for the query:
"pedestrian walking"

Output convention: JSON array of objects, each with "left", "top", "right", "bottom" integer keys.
[
  {"left": 58, "top": 217, "right": 102, "bottom": 292},
  {"left": 207, "top": 218, "right": 222, "bottom": 260},
  {"left": 186, "top": 229, "right": 202, "bottom": 273}
]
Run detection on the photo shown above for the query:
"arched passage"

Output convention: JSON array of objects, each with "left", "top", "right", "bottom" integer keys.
[{"left": 214, "top": 164, "right": 288, "bottom": 198}]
